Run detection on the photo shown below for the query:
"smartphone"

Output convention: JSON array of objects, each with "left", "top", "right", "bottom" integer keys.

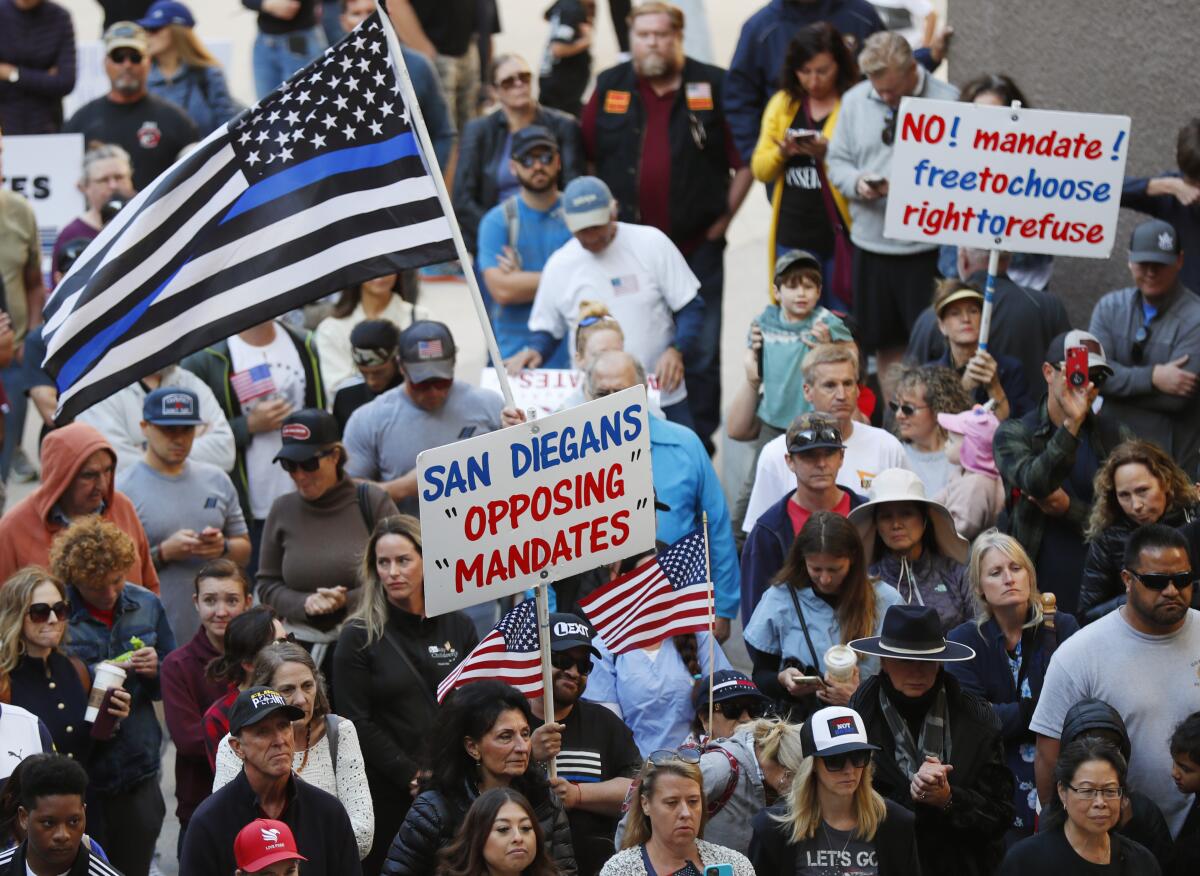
[
  {"left": 1065, "top": 345, "right": 1089, "bottom": 388},
  {"left": 705, "top": 866, "right": 735, "bottom": 876},
  {"left": 864, "top": 174, "right": 887, "bottom": 190},
  {"left": 795, "top": 675, "right": 826, "bottom": 686},
  {"left": 787, "top": 127, "right": 818, "bottom": 141}
]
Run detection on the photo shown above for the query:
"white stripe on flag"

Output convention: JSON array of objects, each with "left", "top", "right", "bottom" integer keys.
[
  {"left": 57, "top": 217, "right": 453, "bottom": 409},
  {"left": 606, "top": 586, "right": 710, "bottom": 652}
]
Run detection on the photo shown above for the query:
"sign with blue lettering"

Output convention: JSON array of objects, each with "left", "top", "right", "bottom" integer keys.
[{"left": 418, "top": 385, "right": 656, "bottom": 617}]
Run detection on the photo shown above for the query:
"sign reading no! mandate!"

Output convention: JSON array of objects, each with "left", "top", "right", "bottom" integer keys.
[
  {"left": 884, "top": 98, "right": 1131, "bottom": 258},
  {"left": 418, "top": 386, "right": 656, "bottom": 617}
]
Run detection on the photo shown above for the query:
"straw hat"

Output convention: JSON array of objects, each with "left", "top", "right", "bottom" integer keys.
[{"left": 847, "top": 468, "right": 969, "bottom": 565}]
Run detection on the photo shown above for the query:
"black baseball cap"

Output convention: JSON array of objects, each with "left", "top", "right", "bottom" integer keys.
[
  {"left": 511, "top": 125, "right": 558, "bottom": 159},
  {"left": 350, "top": 319, "right": 401, "bottom": 368},
  {"left": 143, "top": 386, "right": 204, "bottom": 426},
  {"left": 273, "top": 409, "right": 339, "bottom": 463},
  {"left": 786, "top": 412, "right": 846, "bottom": 454},
  {"left": 1129, "top": 218, "right": 1181, "bottom": 265},
  {"left": 691, "top": 669, "right": 769, "bottom": 711},
  {"left": 228, "top": 686, "right": 305, "bottom": 736},
  {"left": 399, "top": 321, "right": 457, "bottom": 383},
  {"left": 549, "top": 613, "right": 602, "bottom": 657}
]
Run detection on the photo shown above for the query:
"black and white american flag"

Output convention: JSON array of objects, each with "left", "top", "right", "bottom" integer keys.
[
  {"left": 437, "top": 599, "right": 545, "bottom": 703},
  {"left": 42, "top": 7, "right": 456, "bottom": 422},
  {"left": 578, "top": 529, "right": 713, "bottom": 654}
]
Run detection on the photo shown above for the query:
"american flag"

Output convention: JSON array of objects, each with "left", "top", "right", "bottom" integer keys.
[
  {"left": 230, "top": 363, "right": 277, "bottom": 404},
  {"left": 42, "top": 6, "right": 456, "bottom": 423},
  {"left": 579, "top": 529, "right": 712, "bottom": 654},
  {"left": 437, "top": 600, "right": 544, "bottom": 703}
]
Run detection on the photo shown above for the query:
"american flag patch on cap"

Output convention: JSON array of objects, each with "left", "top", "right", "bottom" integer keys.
[{"left": 417, "top": 339, "right": 444, "bottom": 359}]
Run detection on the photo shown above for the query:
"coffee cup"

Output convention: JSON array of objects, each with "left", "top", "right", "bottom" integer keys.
[
  {"left": 824, "top": 644, "right": 858, "bottom": 683},
  {"left": 85, "top": 663, "right": 127, "bottom": 740}
]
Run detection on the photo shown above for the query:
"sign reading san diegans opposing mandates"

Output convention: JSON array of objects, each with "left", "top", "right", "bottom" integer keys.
[
  {"left": 884, "top": 98, "right": 1131, "bottom": 257},
  {"left": 418, "top": 386, "right": 656, "bottom": 617}
]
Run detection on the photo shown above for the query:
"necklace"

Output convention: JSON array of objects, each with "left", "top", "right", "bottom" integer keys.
[
  {"left": 296, "top": 722, "right": 311, "bottom": 775},
  {"left": 822, "top": 819, "right": 854, "bottom": 857}
]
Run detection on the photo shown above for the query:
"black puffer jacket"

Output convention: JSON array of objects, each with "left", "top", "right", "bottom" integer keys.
[
  {"left": 1078, "top": 504, "right": 1197, "bottom": 623},
  {"left": 451, "top": 105, "right": 585, "bottom": 252},
  {"left": 381, "top": 780, "right": 577, "bottom": 876},
  {"left": 850, "top": 672, "right": 1014, "bottom": 876}
]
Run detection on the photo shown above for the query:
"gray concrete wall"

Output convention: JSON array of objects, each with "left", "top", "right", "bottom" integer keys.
[{"left": 948, "top": 0, "right": 1195, "bottom": 325}]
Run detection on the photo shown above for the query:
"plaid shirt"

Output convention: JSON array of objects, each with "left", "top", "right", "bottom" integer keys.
[
  {"left": 202, "top": 687, "right": 239, "bottom": 770},
  {"left": 993, "top": 398, "right": 1129, "bottom": 560}
]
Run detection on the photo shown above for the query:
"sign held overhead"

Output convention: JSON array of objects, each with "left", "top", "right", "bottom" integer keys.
[
  {"left": 884, "top": 98, "right": 1131, "bottom": 257},
  {"left": 419, "top": 386, "right": 656, "bottom": 617}
]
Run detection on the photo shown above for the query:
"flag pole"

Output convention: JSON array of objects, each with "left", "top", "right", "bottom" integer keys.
[
  {"left": 378, "top": 2, "right": 516, "bottom": 409},
  {"left": 703, "top": 511, "right": 714, "bottom": 736},
  {"left": 535, "top": 581, "right": 557, "bottom": 779},
  {"left": 979, "top": 99, "right": 1021, "bottom": 353}
]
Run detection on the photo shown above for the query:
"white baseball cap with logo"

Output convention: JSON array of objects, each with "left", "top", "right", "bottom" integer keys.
[{"left": 800, "top": 706, "right": 880, "bottom": 758}]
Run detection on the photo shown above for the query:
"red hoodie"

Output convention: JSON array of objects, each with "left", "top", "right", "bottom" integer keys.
[{"left": 0, "top": 423, "right": 159, "bottom": 592}]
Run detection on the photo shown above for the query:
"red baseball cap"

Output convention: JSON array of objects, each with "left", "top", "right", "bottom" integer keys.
[{"left": 234, "top": 819, "right": 307, "bottom": 872}]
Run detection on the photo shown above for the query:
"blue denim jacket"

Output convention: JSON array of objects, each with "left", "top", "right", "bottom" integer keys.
[{"left": 65, "top": 583, "right": 176, "bottom": 793}]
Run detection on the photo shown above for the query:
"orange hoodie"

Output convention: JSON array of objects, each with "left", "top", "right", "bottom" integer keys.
[{"left": 0, "top": 423, "right": 159, "bottom": 593}]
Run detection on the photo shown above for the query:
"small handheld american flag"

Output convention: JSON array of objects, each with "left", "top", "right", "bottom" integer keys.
[
  {"left": 230, "top": 363, "right": 277, "bottom": 405},
  {"left": 578, "top": 529, "right": 712, "bottom": 654},
  {"left": 437, "top": 599, "right": 544, "bottom": 703}
]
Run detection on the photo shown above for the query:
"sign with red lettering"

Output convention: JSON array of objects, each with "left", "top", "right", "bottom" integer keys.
[
  {"left": 883, "top": 97, "right": 1131, "bottom": 257},
  {"left": 418, "top": 385, "right": 656, "bottom": 616}
]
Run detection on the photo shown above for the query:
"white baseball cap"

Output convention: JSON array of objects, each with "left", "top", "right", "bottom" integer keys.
[{"left": 800, "top": 706, "right": 880, "bottom": 758}]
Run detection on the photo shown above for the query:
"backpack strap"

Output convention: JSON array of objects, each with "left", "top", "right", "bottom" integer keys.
[
  {"left": 325, "top": 713, "right": 340, "bottom": 773},
  {"left": 701, "top": 741, "right": 741, "bottom": 817},
  {"left": 68, "top": 655, "right": 93, "bottom": 695},
  {"left": 356, "top": 482, "right": 376, "bottom": 534}
]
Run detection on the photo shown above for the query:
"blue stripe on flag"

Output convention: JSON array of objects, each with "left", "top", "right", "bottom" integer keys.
[
  {"left": 221, "top": 132, "right": 420, "bottom": 224},
  {"left": 56, "top": 261, "right": 188, "bottom": 392}
]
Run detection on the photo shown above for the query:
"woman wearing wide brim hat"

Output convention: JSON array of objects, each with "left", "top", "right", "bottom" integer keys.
[
  {"left": 847, "top": 604, "right": 1015, "bottom": 876},
  {"left": 848, "top": 467, "right": 975, "bottom": 633}
]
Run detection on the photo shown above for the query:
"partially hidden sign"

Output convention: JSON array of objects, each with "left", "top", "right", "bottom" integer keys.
[
  {"left": 419, "top": 385, "right": 656, "bottom": 617},
  {"left": 884, "top": 97, "right": 1131, "bottom": 258}
]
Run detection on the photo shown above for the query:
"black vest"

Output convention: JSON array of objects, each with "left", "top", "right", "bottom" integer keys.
[{"left": 591, "top": 58, "right": 731, "bottom": 245}]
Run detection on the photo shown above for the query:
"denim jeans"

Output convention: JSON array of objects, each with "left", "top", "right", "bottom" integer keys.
[{"left": 252, "top": 27, "right": 327, "bottom": 100}]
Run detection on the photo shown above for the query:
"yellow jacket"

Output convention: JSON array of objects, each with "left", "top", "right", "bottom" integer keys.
[{"left": 751, "top": 90, "right": 852, "bottom": 301}]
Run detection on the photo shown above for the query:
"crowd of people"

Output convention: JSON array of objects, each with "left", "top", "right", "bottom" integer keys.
[{"left": 1, "top": 0, "right": 1200, "bottom": 875}]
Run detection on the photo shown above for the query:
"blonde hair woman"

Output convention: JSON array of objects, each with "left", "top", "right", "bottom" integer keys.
[
  {"left": 749, "top": 706, "right": 918, "bottom": 872},
  {"left": 600, "top": 752, "right": 754, "bottom": 875},
  {"left": 946, "top": 530, "right": 1080, "bottom": 840}
]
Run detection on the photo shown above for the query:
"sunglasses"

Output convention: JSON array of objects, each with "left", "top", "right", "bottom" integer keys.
[
  {"left": 517, "top": 150, "right": 557, "bottom": 169},
  {"left": 1132, "top": 323, "right": 1152, "bottom": 364},
  {"left": 820, "top": 749, "right": 873, "bottom": 771},
  {"left": 788, "top": 427, "right": 843, "bottom": 451},
  {"left": 276, "top": 632, "right": 298, "bottom": 644},
  {"left": 648, "top": 747, "right": 702, "bottom": 767},
  {"left": 28, "top": 601, "right": 69, "bottom": 623},
  {"left": 888, "top": 400, "right": 929, "bottom": 417},
  {"left": 1128, "top": 570, "right": 1195, "bottom": 591},
  {"left": 410, "top": 377, "right": 453, "bottom": 392},
  {"left": 497, "top": 71, "right": 532, "bottom": 90},
  {"left": 881, "top": 111, "right": 897, "bottom": 145},
  {"left": 109, "top": 49, "right": 144, "bottom": 65},
  {"left": 550, "top": 653, "right": 593, "bottom": 675},
  {"left": 713, "top": 699, "right": 766, "bottom": 720},
  {"left": 278, "top": 448, "right": 335, "bottom": 474}
]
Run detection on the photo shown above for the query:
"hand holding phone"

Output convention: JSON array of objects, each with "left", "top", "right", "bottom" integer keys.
[{"left": 786, "top": 127, "right": 819, "bottom": 142}]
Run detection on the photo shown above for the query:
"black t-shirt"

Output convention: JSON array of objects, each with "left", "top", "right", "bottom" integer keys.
[
  {"left": 999, "top": 824, "right": 1160, "bottom": 876},
  {"left": 533, "top": 700, "right": 642, "bottom": 876},
  {"left": 411, "top": 0, "right": 477, "bottom": 57},
  {"left": 332, "top": 372, "right": 403, "bottom": 434},
  {"left": 64, "top": 94, "right": 199, "bottom": 191},
  {"left": 538, "top": 0, "right": 591, "bottom": 111},
  {"left": 792, "top": 821, "right": 879, "bottom": 875},
  {"left": 776, "top": 108, "right": 835, "bottom": 256}
]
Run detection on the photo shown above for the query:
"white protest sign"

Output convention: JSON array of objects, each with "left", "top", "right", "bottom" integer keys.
[
  {"left": 419, "top": 385, "right": 656, "bottom": 617},
  {"left": 2, "top": 133, "right": 85, "bottom": 256},
  {"left": 884, "top": 98, "right": 1131, "bottom": 257},
  {"left": 480, "top": 368, "right": 663, "bottom": 417}
]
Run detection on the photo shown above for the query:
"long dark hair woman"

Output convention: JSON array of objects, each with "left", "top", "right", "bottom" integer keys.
[
  {"left": 744, "top": 512, "right": 901, "bottom": 719},
  {"left": 381, "top": 680, "right": 576, "bottom": 876},
  {"left": 436, "top": 788, "right": 559, "bottom": 876},
  {"left": 999, "top": 738, "right": 1161, "bottom": 875},
  {"left": 335, "top": 514, "right": 478, "bottom": 876},
  {"left": 750, "top": 22, "right": 860, "bottom": 307}
]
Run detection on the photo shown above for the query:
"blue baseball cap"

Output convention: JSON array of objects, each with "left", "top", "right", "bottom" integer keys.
[
  {"left": 137, "top": 1, "right": 195, "bottom": 30},
  {"left": 143, "top": 387, "right": 204, "bottom": 426},
  {"left": 562, "top": 176, "right": 614, "bottom": 233}
]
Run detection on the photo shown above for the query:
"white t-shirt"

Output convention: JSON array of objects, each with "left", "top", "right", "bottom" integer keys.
[
  {"left": 742, "top": 422, "right": 910, "bottom": 532},
  {"left": 1030, "top": 608, "right": 1200, "bottom": 837},
  {"left": 529, "top": 222, "right": 699, "bottom": 408},
  {"left": 228, "top": 326, "right": 307, "bottom": 520}
]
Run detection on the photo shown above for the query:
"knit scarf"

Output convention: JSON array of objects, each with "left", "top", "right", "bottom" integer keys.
[{"left": 879, "top": 680, "right": 951, "bottom": 779}]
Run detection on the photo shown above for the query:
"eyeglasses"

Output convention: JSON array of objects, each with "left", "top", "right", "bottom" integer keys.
[
  {"left": 276, "top": 632, "right": 298, "bottom": 644},
  {"left": 820, "top": 749, "right": 873, "bottom": 771},
  {"left": 787, "top": 427, "right": 843, "bottom": 451},
  {"left": 517, "top": 150, "right": 557, "bottom": 169},
  {"left": 28, "top": 601, "right": 69, "bottom": 623},
  {"left": 648, "top": 747, "right": 702, "bottom": 767},
  {"left": 881, "top": 111, "right": 897, "bottom": 145},
  {"left": 888, "top": 400, "right": 930, "bottom": 417},
  {"left": 1132, "top": 323, "right": 1152, "bottom": 364},
  {"left": 1127, "top": 570, "right": 1195, "bottom": 591},
  {"left": 1066, "top": 784, "right": 1123, "bottom": 801},
  {"left": 109, "top": 49, "right": 144, "bottom": 65},
  {"left": 278, "top": 448, "right": 335, "bottom": 474},
  {"left": 550, "top": 652, "right": 593, "bottom": 675},
  {"left": 497, "top": 71, "right": 532, "bottom": 90},
  {"left": 713, "top": 699, "right": 766, "bottom": 720}
]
